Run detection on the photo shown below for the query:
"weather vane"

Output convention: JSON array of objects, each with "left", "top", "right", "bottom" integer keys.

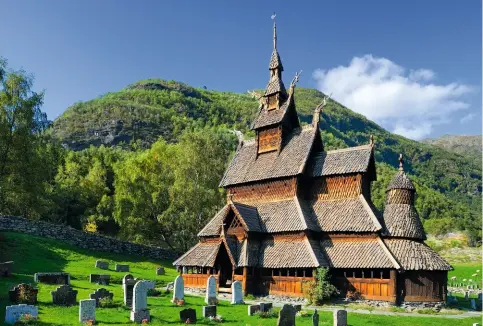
[{"left": 271, "top": 12, "right": 277, "bottom": 20}]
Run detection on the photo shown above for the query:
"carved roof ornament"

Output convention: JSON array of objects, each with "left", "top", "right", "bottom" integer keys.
[
  {"left": 312, "top": 93, "right": 331, "bottom": 126},
  {"left": 369, "top": 135, "right": 374, "bottom": 146},
  {"left": 399, "top": 153, "right": 404, "bottom": 171},
  {"left": 247, "top": 90, "right": 265, "bottom": 106}
]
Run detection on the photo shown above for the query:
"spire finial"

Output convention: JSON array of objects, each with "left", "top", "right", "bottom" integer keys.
[
  {"left": 369, "top": 135, "right": 374, "bottom": 146},
  {"left": 399, "top": 154, "right": 404, "bottom": 171},
  {"left": 271, "top": 12, "right": 277, "bottom": 49}
]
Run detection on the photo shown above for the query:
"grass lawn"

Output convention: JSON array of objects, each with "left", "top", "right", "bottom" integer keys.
[{"left": 1, "top": 232, "right": 481, "bottom": 326}]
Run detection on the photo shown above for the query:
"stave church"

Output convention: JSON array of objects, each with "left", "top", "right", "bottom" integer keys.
[{"left": 173, "top": 22, "right": 451, "bottom": 303}]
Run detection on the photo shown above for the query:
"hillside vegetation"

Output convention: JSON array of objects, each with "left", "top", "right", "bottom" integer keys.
[
  {"left": 48, "top": 79, "right": 481, "bottom": 244},
  {"left": 422, "top": 135, "right": 482, "bottom": 165},
  {"left": 0, "top": 232, "right": 481, "bottom": 326}
]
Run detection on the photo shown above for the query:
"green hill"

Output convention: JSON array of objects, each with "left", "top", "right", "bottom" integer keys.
[
  {"left": 422, "top": 135, "right": 482, "bottom": 165},
  {"left": 49, "top": 79, "right": 482, "bottom": 241},
  {"left": 0, "top": 231, "right": 480, "bottom": 325}
]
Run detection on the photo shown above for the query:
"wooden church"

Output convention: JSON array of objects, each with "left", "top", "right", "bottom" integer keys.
[{"left": 174, "top": 22, "right": 451, "bottom": 304}]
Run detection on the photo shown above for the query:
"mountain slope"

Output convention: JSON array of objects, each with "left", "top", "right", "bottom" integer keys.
[
  {"left": 49, "top": 79, "right": 482, "bottom": 238},
  {"left": 422, "top": 135, "right": 482, "bottom": 164}
]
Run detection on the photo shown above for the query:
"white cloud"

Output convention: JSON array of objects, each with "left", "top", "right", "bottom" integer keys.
[
  {"left": 312, "top": 54, "right": 474, "bottom": 140},
  {"left": 460, "top": 113, "right": 475, "bottom": 124}
]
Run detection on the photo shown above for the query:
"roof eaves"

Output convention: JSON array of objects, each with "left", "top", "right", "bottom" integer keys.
[
  {"left": 304, "top": 237, "right": 321, "bottom": 267},
  {"left": 173, "top": 242, "right": 201, "bottom": 266},
  {"left": 294, "top": 196, "right": 308, "bottom": 230},
  {"left": 359, "top": 194, "right": 382, "bottom": 231},
  {"left": 377, "top": 237, "right": 401, "bottom": 270}
]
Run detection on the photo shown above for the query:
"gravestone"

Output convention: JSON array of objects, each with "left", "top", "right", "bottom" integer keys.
[
  {"left": 205, "top": 275, "right": 217, "bottom": 305},
  {"left": 294, "top": 304, "right": 302, "bottom": 312},
  {"left": 478, "top": 292, "right": 482, "bottom": 301},
  {"left": 89, "top": 274, "right": 110, "bottom": 285},
  {"left": 115, "top": 264, "right": 130, "bottom": 272},
  {"left": 34, "top": 272, "right": 70, "bottom": 285},
  {"left": 465, "top": 291, "right": 469, "bottom": 300},
  {"left": 89, "top": 288, "right": 114, "bottom": 307},
  {"left": 0, "top": 261, "right": 13, "bottom": 277},
  {"left": 182, "top": 266, "right": 188, "bottom": 274},
  {"left": 312, "top": 309, "right": 319, "bottom": 326},
  {"left": 471, "top": 299, "right": 477, "bottom": 310},
  {"left": 51, "top": 284, "right": 77, "bottom": 305},
  {"left": 79, "top": 299, "right": 96, "bottom": 323},
  {"left": 231, "top": 280, "right": 243, "bottom": 304},
  {"left": 5, "top": 304, "right": 38, "bottom": 324},
  {"left": 180, "top": 308, "right": 197, "bottom": 323},
  {"left": 8, "top": 284, "right": 38, "bottom": 304},
  {"left": 130, "top": 280, "right": 155, "bottom": 322},
  {"left": 95, "top": 260, "right": 109, "bottom": 269},
  {"left": 259, "top": 302, "right": 273, "bottom": 312},
  {"left": 203, "top": 305, "right": 217, "bottom": 318},
  {"left": 172, "top": 275, "right": 184, "bottom": 303},
  {"left": 156, "top": 267, "right": 165, "bottom": 275},
  {"left": 123, "top": 274, "right": 136, "bottom": 307},
  {"left": 248, "top": 304, "right": 260, "bottom": 316},
  {"left": 333, "top": 309, "right": 347, "bottom": 326},
  {"left": 144, "top": 280, "right": 156, "bottom": 289},
  {"left": 277, "top": 304, "right": 296, "bottom": 326}
]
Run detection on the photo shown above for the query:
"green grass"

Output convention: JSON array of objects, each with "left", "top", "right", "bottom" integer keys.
[{"left": 1, "top": 231, "right": 481, "bottom": 326}]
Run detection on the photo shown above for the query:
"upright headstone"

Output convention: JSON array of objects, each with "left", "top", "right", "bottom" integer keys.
[
  {"left": 51, "top": 284, "right": 78, "bottom": 305},
  {"left": 89, "top": 274, "right": 110, "bottom": 285},
  {"left": 156, "top": 267, "right": 165, "bottom": 275},
  {"left": 205, "top": 275, "right": 217, "bottom": 305},
  {"left": 95, "top": 260, "right": 109, "bottom": 270},
  {"left": 79, "top": 299, "right": 96, "bottom": 323},
  {"left": 130, "top": 280, "right": 155, "bottom": 323},
  {"left": 471, "top": 299, "right": 477, "bottom": 310},
  {"left": 115, "top": 264, "right": 130, "bottom": 272},
  {"left": 5, "top": 304, "right": 38, "bottom": 324},
  {"left": 180, "top": 308, "right": 197, "bottom": 323},
  {"left": 277, "top": 304, "right": 296, "bottom": 326},
  {"left": 8, "top": 284, "right": 38, "bottom": 304},
  {"left": 89, "top": 288, "right": 114, "bottom": 307},
  {"left": 465, "top": 291, "right": 469, "bottom": 300},
  {"left": 231, "top": 280, "right": 243, "bottom": 304},
  {"left": 34, "top": 272, "right": 70, "bottom": 285},
  {"left": 333, "top": 309, "right": 347, "bottom": 326},
  {"left": 478, "top": 292, "right": 482, "bottom": 301},
  {"left": 172, "top": 275, "right": 184, "bottom": 303},
  {"left": 259, "top": 302, "right": 273, "bottom": 312},
  {"left": 182, "top": 266, "right": 188, "bottom": 274},
  {"left": 0, "top": 261, "right": 13, "bottom": 277},
  {"left": 123, "top": 274, "right": 136, "bottom": 307},
  {"left": 312, "top": 309, "right": 319, "bottom": 326},
  {"left": 248, "top": 304, "right": 260, "bottom": 316},
  {"left": 203, "top": 305, "right": 217, "bottom": 318}
]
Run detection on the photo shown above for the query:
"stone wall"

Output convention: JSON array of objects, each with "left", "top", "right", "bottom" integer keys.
[{"left": 0, "top": 215, "right": 176, "bottom": 261}]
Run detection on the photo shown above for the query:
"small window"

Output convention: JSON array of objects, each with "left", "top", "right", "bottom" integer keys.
[
  {"left": 354, "top": 270, "right": 362, "bottom": 278},
  {"left": 305, "top": 269, "right": 313, "bottom": 277},
  {"left": 363, "top": 270, "right": 372, "bottom": 279},
  {"left": 281, "top": 269, "right": 287, "bottom": 277},
  {"left": 382, "top": 270, "right": 390, "bottom": 279}
]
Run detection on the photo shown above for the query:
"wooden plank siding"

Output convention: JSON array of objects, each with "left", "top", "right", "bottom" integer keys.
[
  {"left": 332, "top": 269, "right": 397, "bottom": 302},
  {"left": 183, "top": 274, "right": 218, "bottom": 289},
  {"left": 228, "top": 178, "right": 297, "bottom": 203},
  {"left": 255, "top": 276, "right": 314, "bottom": 297},
  {"left": 258, "top": 127, "right": 281, "bottom": 153},
  {"left": 401, "top": 271, "right": 447, "bottom": 302}
]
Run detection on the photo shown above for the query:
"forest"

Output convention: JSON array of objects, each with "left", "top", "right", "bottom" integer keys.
[{"left": 0, "top": 58, "right": 481, "bottom": 253}]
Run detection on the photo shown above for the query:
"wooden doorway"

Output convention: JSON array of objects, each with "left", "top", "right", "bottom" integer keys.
[{"left": 215, "top": 243, "right": 233, "bottom": 289}]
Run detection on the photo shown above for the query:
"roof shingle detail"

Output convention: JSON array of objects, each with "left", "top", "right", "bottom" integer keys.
[
  {"left": 252, "top": 92, "right": 293, "bottom": 130},
  {"left": 319, "top": 237, "right": 397, "bottom": 269},
  {"left": 382, "top": 204, "right": 426, "bottom": 240},
  {"left": 173, "top": 241, "right": 221, "bottom": 267},
  {"left": 256, "top": 238, "right": 322, "bottom": 268},
  {"left": 383, "top": 239, "right": 452, "bottom": 271},
  {"left": 269, "top": 48, "right": 283, "bottom": 71},
  {"left": 306, "top": 195, "right": 382, "bottom": 233},
  {"left": 264, "top": 76, "right": 287, "bottom": 97},
  {"left": 308, "top": 145, "right": 373, "bottom": 177},
  {"left": 232, "top": 203, "right": 262, "bottom": 232},
  {"left": 219, "top": 126, "right": 316, "bottom": 187},
  {"left": 197, "top": 205, "right": 229, "bottom": 237},
  {"left": 387, "top": 171, "right": 415, "bottom": 191}
]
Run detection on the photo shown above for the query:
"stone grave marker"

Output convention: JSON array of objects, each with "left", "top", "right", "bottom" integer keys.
[
  {"left": 89, "top": 274, "right": 110, "bottom": 285},
  {"left": 0, "top": 261, "right": 13, "bottom": 277},
  {"left": 130, "top": 280, "right": 155, "bottom": 323},
  {"left": 203, "top": 305, "right": 217, "bottom": 318},
  {"left": 123, "top": 274, "right": 136, "bottom": 307},
  {"left": 115, "top": 264, "right": 129, "bottom": 272},
  {"left": 89, "top": 288, "right": 114, "bottom": 307},
  {"left": 334, "top": 309, "right": 347, "bottom": 326},
  {"left": 205, "top": 275, "right": 217, "bottom": 304},
  {"left": 172, "top": 275, "right": 184, "bottom": 303},
  {"left": 34, "top": 272, "right": 70, "bottom": 285},
  {"left": 156, "top": 267, "right": 165, "bottom": 275},
  {"left": 79, "top": 299, "right": 96, "bottom": 323},
  {"left": 259, "top": 302, "right": 273, "bottom": 312},
  {"left": 180, "top": 308, "right": 197, "bottom": 323},
  {"left": 51, "top": 284, "right": 77, "bottom": 305},
  {"left": 471, "top": 299, "right": 477, "bottom": 310},
  {"left": 312, "top": 309, "right": 319, "bottom": 326},
  {"left": 478, "top": 292, "right": 482, "bottom": 301},
  {"left": 248, "top": 304, "right": 260, "bottom": 316},
  {"left": 5, "top": 304, "right": 38, "bottom": 324},
  {"left": 95, "top": 260, "right": 109, "bottom": 269},
  {"left": 277, "top": 304, "right": 296, "bottom": 326},
  {"left": 465, "top": 291, "right": 469, "bottom": 300},
  {"left": 8, "top": 284, "right": 38, "bottom": 304},
  {"left": 231, "top": 280, "right": 243, "bottom": 304},
  {"left": 182, "top": 266, "right": 188, "bottom": 274}
]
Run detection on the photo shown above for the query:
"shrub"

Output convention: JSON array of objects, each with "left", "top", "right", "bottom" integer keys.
[
  {"left": 346, "top": 290, "right": 361, "bottom": 301},
  {"left": 303, "top": 267, "right": 338, "bottom": 304},
  {"left": 98, "top": 297, "right": 116, "bottom": 308},
  {"left": 14, "top": 313, "right": 37, "bottom": 325},
  {"left": 254, "top": 309, "right": 278, "bottom": 318}
]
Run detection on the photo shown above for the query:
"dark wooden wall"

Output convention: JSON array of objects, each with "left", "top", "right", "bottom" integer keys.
[{"left": 400, "top": 270, "right": 447, "bottom": 302}]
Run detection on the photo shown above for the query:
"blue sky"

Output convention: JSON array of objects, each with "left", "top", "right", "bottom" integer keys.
[{"left": 1, "top": 0, "right": 481, "bottom": 139}]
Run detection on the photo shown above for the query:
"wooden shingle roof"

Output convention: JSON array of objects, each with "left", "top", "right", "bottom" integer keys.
[
  {"left": 269, "top": 48, "right": 283, "bottom": 71},
  {"left": 387, "top": 171, "right": 415, "bottom": 191},
  {"left": 383, "top": 239, "right": 452, "bottom": 271},
  {"left": 219, "top": 126, "right": 317, "bottom": 187},
  {"left": 264, "top": 75, "right": 287, "bottom": 97},
  {"left": 197, "top": 205, "right": 229, "bottom": 237},
  {"left": 309, "top": 145, "right": 373, "bottom": 177},
  {"left": 319, "top": 237, "right": 399, "bottom": 269},
  {"left": 382, "top": 204, "right": 426, "bottom": 240},
  {"left": 251, "top": 93, "right": 293, "bottom": 129},
  {"left": 173, "top": 240, "right": 221, "bottom": 267},
  {"left": 255, "top": 238, "right": 325, "bottom": 268}
]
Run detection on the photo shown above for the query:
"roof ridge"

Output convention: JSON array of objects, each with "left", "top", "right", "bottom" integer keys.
[
  {"left": 326, "top": 144, "right": 372, "bottom": 154},
  {"left": 304, "top": 237, "right": 321, "bottom": 267},
  {"left": 294, "top": 196, "right": 308, "bottom": 230},
  {"left": 358, "top": 194, "right": 383, "bottom": 231},
  {"left": 377, "top": 237, "right": 401, "bottom": 270}
]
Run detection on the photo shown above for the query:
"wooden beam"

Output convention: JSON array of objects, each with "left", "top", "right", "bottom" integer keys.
[{"left": 242, "top": 267, "right": 248, "bottom": 295}]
